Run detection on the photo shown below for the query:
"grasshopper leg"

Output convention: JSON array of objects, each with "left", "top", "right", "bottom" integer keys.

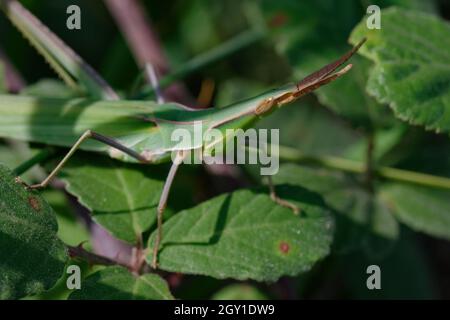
[
  {"left": 245, "top": 138, "right": 300, "bottom": 215},
  {"left": 267, "top": 175, "right": 300, "bottom": 215},
  {"left": 26, "top": 130, "right": 149, "bottom": 189},
  {"left": 151, "top": 150, "right": 187, "bottom": 269}
]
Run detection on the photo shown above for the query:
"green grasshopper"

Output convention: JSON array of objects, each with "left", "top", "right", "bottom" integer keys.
[{"left": 0, "top": 0, "right": 365, "bottom": 268}]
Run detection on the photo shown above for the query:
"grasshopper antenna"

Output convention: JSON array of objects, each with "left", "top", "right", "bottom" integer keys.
[{"left": 296, "top": 37, "right": 367, "bottom": 92}]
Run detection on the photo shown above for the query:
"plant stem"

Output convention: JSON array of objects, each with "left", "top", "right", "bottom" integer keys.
[
  {"left": 0, "top": 46, "right": 26, "bottom": 92},
  {"left": 104, "top": 0, "right": 169, "bottom": 71},
  {"left": 364, "top": 133, "right": 375, "bottom": 192},
  {"left": 67, "top": 245, "right": 129, "bottom": 268},
  {"left": 13, "top": 148, "right": 57, "bottom": 176},
  {"left": 135, "top": 29, "right": 265, "bottom": 99},
  {"left": 276, "top": 145, "right": 450, "bottom": 190},
  {"left": 377, "top": 167, "right": 450, "bottom": 189}
]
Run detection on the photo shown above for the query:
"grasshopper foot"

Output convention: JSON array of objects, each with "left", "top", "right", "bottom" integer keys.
[
  {"left": 14, "top": 177, "right": 42, "bottom": 190},
  {"left": 26, "top": 184, "right": 45, "bottom": 191},
  {"left": 270, "top": 191, "right": 300, "bottom": 215},
  {"left": 151, "top": 253, "right": 159, "bottom": 270}
]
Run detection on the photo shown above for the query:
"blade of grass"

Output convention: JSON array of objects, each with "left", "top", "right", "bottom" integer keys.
[
  {"left": 134, "top": 28, "right": 265, "bottom": 99},
  {"left": 0, "top": 0, "right": 118, "bottom": 99}
]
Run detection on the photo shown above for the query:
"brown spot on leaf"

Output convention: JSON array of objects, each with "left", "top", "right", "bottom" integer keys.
[
  {"left": 28, "top": 196, "right": 41, "bottom": 211},
  {"left": 268, "top": 12, "right": 289, "bottom": 28},
  {"left": 279, "top": 241, "right": 290, "bottom": 254}
]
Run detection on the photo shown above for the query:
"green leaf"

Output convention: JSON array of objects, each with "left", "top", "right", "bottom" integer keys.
[
  {"left": 59, "top": 153, "right": 165, "bottom": 244},
  {"left": 0, "top": 163, "right": 67, "bottom": 299},
  {"left": 377, "top": 0, "right": 436, "bottom": 12},
  {"left": 350, "top": 8, "right": 450, "bottom": 133},
  {"left": 147, "top": 187, "right": 333, "bottom": 281},
  {"left": 69, "top": 266, "right": 173, "bottom": 300},
  {"left": 212, "top": 284, "right": 268, "bottom": 300},
  {"left": 273, "top": 164, "right": 399, "bottom": 255},
  {"left": 380, "top": 183, "right": 450, "bottom": 240},
  {"left": 0, "top": 0, "right": 118, "bottom": 99}
]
